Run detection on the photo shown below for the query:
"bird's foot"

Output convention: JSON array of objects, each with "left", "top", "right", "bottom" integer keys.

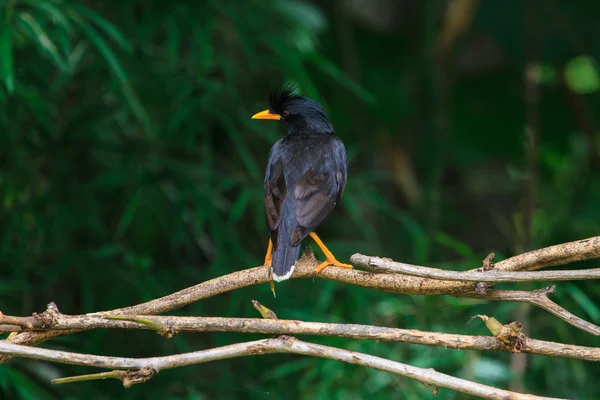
[{"left": 312, "top": 257, "right": 353, "bottom": 281}]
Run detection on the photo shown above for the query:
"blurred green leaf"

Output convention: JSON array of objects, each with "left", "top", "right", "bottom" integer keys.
[
  {"left": 307, "top": 54, "right": 376, "bottom": 106},
  {"left": 4, "top": 368, "right": 53, "bottom": 400},
  {"left": 0, "top": 14, "right": 14, "bottom": 92},
  {"left": 69, "top": 3, "right": 132, "bottom": 52},
  {"left": 117, "top": 190, "right": 140, "bottom": 236},
  {"left": 566, "top": 283, "right": 600, "bottom": 322},
  {"left": 21, "top": 0, "right": 72, "bottom": 33},
  {"left": 263, "top": 359, "right": 312, "bottom": 381},
  {"left": 230, "top": 189, "right": 251, "bottom": 222},
  {"left": 565, "top": 55, "right": 600, "bottom": 94},
  {"left": 89, "top": 244, "right": 122, "bottom": 259},
  {"left": 434, "top": 232, "right": 474, "bottom": 259}
]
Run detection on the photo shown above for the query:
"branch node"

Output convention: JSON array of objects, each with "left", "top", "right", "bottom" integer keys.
[
  {"left": 482, "top": 252, "right": 496, "bottom": 271},
  {"left": 157, "top": 323, "right": 177, "bottom": 339},
  {"left": 36, "top": 303, "right": 60, "bottom": 328},
  {"left": 473, "top": 282, "right": 488, "bottom": 295},
  {"left": 277, "top": 335, "right": 296, "bottom": 347},
  {"left": 473, "top": 254, "right": 496, "bottom": 294},
  {"left": 0, "top": 303, "right": 59, "bottom": 330},
  {"left": 536, "top": 284, "right": 557, "bottom": 297},
  {"left": 301, "top": 245, "right": 315, "bottom": 259},
  {"left": 471, "top": 315, "right": 528, "bottom": 353},
  {"left": 122, "top": 367, "right": 158, "bottom": 388}
]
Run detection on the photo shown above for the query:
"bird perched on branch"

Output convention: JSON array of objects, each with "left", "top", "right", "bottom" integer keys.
[{"left": 252, "top": 84, "right": 352, "bottom": 296}]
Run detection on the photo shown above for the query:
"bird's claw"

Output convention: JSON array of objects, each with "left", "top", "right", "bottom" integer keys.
[{"left": 312, "top": 258, "right": 353, "bottom": 282}]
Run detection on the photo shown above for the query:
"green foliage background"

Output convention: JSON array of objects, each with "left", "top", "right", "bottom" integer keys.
[{"left": 1, "top": 0, "right": 599, "bottom": 399}]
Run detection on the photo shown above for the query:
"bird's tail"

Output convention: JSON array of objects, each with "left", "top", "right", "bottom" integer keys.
[
  {"left": 271, "top": 237, "right": 300, "bottom": 282},
  {"left": 271, "top": 203, "right": 301, "bottom": 282}
]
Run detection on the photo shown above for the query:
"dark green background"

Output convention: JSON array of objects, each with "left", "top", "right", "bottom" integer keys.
[{"left": 1, "top": 1, "right": 599, "bottom": 399}]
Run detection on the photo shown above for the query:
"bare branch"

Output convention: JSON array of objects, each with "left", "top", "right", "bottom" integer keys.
[
  {"left": 351, "top": 253, "right": 600, "bottom": 282},
  {"left": 0, "top": 338, "right": 565, "bottom": 400},
  {"left": 1, "top": 311, "right": 598, "bottom": 361},
  {"left": 2, "top": 236, "right": 599, "bottom": 362},
  {"left": 498, "top": 236, "right": 600, "bottom": 271}
]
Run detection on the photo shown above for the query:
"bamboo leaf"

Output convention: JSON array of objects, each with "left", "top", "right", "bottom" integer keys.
[
  {"left": 20, "top": 0, "right": 72, "bottom": 33},
  {"left": 17, "top": 11, "right": 69, "bottom": 72},
  {"left": 69, "top": 3, "right": 132, "bottom": 52},
  {"left": 67, "top": 8, "right": 151, "bottom": 135},
  {"left": 0, "top": 18, "right": 14, "bottom": 92},
  {"left": 117, "top": 190, "right": 140, "bottom": 236}
]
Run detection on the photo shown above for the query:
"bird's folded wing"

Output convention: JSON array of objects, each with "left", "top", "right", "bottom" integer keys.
[
  {"left": 264, "top": 157, "right": 286, "bottom": 247},
  {"left": 290, "top": 167, "right": 345, "bottom": 246}
]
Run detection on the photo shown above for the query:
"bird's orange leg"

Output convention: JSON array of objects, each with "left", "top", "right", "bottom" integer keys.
[
  {"left": 264, "top": 238, "right": 273, "bottom": 266},
  {"left": 264, "top": 239, "right": 276, "bottom": 298},
  {"left": 309, "top": 232, "right": 353, "bottom": 276}
]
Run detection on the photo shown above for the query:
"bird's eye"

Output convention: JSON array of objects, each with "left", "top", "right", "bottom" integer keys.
[{"left": 282, "top": 110, "right": 289, "bottom": 117}]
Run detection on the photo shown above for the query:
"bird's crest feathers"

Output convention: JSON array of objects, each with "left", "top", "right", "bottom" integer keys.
[{"left": 269, "top": 83, "right": 300, "bottom": 110}]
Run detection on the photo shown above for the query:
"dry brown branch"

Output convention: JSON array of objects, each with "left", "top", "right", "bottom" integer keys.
[
  {"left": 493, "top": 236, "right": 600, "bottom": 270},
  {"left": 0, "top": 338, "right": 565, "bottom": 400},
  {"left": 2, "top": 238, "right": 599, "bottom": 399},
  {"left": 1, "top": 310, "right": 598, "bottom": 362},
  {"left": 351, "top": 248, "right": 600, "bottom": 335},
  {"left": 351, "top": 254, "right": 600, "bottom": 282},
  {"left": 2, "top": 236, "right": 600, "bottom": 363}
]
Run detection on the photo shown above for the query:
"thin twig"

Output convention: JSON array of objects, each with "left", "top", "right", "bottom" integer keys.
[
  {"left": 1, "top": 312, "right": 597, "bottom": 361},
  {"left": 52, "top": 368, "right": 156, "bottom": 388},
  {"left": 461, "top": 285, "right": 600, "bottom": 336},
  {"left": 351, "top": 253, "right": 600, "bottom": 282},
  {"left": 0, "top": 338, "right": 564, "bottom": 400}
]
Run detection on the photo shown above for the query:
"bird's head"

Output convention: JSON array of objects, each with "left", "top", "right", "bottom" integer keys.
[{"left": 252, "top": 84, "right": 334, "bottom": 134}]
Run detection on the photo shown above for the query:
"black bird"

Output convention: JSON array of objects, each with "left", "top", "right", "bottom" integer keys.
[{"left": 252, "top": 85, "right": 352, "bottom": 291}]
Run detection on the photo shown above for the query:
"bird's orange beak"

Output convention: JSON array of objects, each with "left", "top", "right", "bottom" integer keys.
[{"left": 252, "top": 109, "right": 281, "bottom": 120}]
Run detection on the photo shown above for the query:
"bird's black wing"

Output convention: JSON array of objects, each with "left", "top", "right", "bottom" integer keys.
[
  {"left": 264, "top": 153, "right": 287, "bottom": 249},
  {"left": 290, "top": 165, "right": 346, "bottom": 246}
]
